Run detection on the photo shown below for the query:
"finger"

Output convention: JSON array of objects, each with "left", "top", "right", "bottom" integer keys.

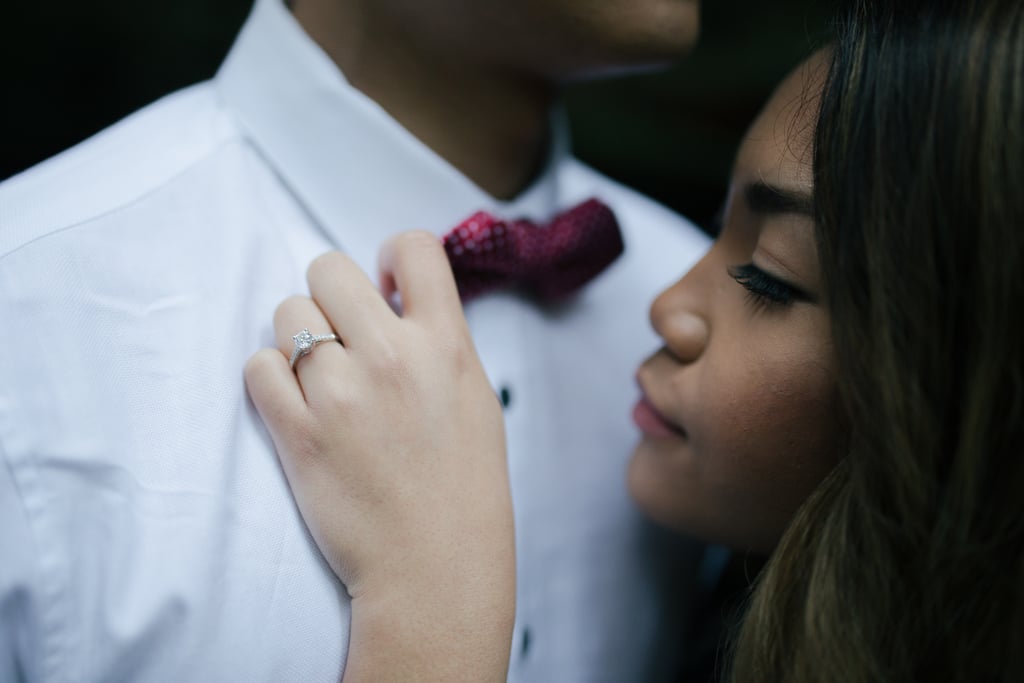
[
  {"left": 244, "top": 349, "right": 323, "bottom": 510},
  {"left": 273, "top": 295, "right": 347, "bottom": 399},
  {"left": 244, "top": 347, "right": 310, "bottom": 443},
  {"left": 378, "top": 230, "right": 465, "bottom": 329},
  {"left": 307, "top": 251, "right": 396, "bottom": 350}
]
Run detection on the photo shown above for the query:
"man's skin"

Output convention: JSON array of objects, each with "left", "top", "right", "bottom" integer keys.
[{"left": 290, "top": 0, "right": 701, "bottom": 199}]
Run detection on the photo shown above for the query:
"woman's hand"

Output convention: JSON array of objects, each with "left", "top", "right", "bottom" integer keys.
[{"left": 244, "top": 231, "right": 515, "bottom": 682}]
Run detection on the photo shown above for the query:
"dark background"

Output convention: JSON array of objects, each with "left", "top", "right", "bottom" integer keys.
[{"left": 1, "top": 1, "right": 835, "bottom": 231}]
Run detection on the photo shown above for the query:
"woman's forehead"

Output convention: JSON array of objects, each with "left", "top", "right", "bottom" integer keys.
[{"left": 734, "top": 49, "right": 830, "bottom": 192}]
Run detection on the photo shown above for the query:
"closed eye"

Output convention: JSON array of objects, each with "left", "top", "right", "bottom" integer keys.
[{"left": 728, "top": 263, "right": 808, "bottom": 307}]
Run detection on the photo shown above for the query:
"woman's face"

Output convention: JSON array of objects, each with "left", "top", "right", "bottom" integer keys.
[{"left": 628, "top": 52, "right": 840, "bottom": 554}]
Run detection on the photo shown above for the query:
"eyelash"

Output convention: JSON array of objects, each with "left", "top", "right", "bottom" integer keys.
[{"left": 728, "top": 263, "right": 798, "bottom": 307}]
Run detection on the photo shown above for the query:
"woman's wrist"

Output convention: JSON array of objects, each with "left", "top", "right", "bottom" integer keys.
[{"left": 344, "top": 565, "right": 516, "bottom": 682}]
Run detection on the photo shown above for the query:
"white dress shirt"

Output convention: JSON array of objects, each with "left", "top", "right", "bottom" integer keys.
[{"left": 0, "top": 0, "right": 711, "bottom": 680}]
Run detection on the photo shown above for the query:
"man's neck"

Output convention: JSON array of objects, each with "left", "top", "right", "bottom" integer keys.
[{"left": 292, "top": 2, "right": 555, "bottom": 200}]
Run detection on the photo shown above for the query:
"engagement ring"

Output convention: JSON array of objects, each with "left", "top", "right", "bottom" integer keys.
[{"left": 289, "top": 328, "right": 339, "bottom": 370}]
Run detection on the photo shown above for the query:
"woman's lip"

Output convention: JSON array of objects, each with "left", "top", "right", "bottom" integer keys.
[{"left": 631, "top": 395, "right": 687, "bottom": 439}]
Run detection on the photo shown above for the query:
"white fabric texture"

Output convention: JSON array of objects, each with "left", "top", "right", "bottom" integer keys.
[{"left": 0, "top": 0, "right": 711, "bottom": 680}]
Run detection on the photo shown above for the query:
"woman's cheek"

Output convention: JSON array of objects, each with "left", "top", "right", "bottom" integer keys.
[{"left": 687, "top": 355, "right": 837, "bottom": 550}]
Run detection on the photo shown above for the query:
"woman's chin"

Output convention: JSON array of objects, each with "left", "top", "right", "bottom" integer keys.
[
  {"left": 627, "top": 438, "right": 698, "bottom": 529},
  {"left": 627, "top": 439, "right": 782, "bottom": 554}
]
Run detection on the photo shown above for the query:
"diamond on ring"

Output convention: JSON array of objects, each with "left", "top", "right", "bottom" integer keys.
[{"left": 289, "top": 328, "right": 339, "bottom": 370}]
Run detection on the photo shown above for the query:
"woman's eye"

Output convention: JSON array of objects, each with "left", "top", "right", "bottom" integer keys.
[{"left": 728, "top": 263, "right": 799, "bottom": 306}]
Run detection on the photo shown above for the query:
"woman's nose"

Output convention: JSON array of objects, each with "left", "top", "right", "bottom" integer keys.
[{"left": 649, "top": 273, "right": 709, "bottom": 364}]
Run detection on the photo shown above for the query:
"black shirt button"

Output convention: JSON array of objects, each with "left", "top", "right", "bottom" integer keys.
[
  {"left": 499, "top": 385, "right": 512, "bottom": 409},
  {"left": 520, "top": 627, "right": 531, "bottom": 657}
]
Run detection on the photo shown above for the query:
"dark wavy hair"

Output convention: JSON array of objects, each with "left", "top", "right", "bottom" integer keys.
[{"left": 730, "top": 0, "right": 1024, "bottom": 679}]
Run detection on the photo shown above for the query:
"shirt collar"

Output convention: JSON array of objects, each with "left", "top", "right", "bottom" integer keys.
[{"left": 214, "top": 0, "right": 571, "bottom": 271}]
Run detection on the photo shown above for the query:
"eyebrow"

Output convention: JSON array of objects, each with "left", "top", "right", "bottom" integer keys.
[{"left": 744, "top": 181, "right": 814, "bottom": 217}]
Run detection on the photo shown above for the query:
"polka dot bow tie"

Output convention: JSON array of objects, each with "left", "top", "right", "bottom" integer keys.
[{"left": 442, "top": 198, "right": 625, "bottom": 303}]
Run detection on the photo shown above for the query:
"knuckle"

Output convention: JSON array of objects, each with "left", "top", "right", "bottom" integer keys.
[
  {"left": 442, "top": 333, "right": 478, "bottom": 375},
  {"left": 410, "top": 325, "right": 475, "bottom": 379},
  {"left": 367, "top": 338, "right": 408, "bottom": 378},
  {"left": 316, "top": 375, "right": 360, "bottom": 413}
]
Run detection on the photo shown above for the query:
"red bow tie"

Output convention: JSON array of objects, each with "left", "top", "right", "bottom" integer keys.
[{"left": 442, "top": 198, "right": 624, "bottom": 303}]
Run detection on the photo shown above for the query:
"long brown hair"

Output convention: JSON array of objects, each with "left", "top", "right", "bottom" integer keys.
[{"left": 731, "top": 1, "right": 1024, "bottom": 679}]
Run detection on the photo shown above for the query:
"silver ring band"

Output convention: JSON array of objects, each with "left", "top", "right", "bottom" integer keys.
[{"left": 290, "top": 328, "right": 339, "bottom": 370}]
